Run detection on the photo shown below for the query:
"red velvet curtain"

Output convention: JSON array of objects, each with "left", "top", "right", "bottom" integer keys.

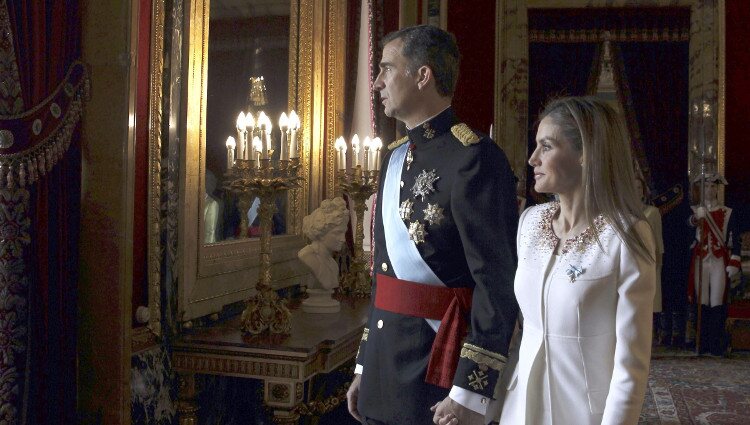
[
  {"left": 613, "top": 39, "right": 692, "bottom": 321},
  {"left": 4, "top": 0, "right": 81, "bottom": 423},
  {"left": 725, "top": 0, "right": 750, "bottom": 226},
  {"left": 526, "top": 41, "right": 600, "bottom": 205}
]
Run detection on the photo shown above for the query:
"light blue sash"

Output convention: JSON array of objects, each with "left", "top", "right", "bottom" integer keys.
[{"left": 382, "top": 142, "right": 443, "bottom": 331}]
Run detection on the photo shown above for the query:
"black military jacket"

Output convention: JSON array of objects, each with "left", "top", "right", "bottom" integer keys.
[{"left": 356, "top": 107, "right": 519, "bottom": 424}]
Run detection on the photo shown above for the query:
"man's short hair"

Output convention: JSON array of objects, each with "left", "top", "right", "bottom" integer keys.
[{"left": 383, "top": 25, "right": 460, "bottom": 97}]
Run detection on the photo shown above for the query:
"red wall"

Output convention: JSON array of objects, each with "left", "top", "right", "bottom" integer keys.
[
  {"left": 448, "top": 0, "right": 496, "bottom": 135},
  {"left": 725, "top": 0, "right": 750, "bottom": 221}
]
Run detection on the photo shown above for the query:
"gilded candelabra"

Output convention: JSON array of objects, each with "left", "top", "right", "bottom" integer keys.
[
  {"left": 337, "top": 165, "right": 379, "bottom": 297},
  {"left": 224, "top": 158, "right": 303, "bottom": 334}
]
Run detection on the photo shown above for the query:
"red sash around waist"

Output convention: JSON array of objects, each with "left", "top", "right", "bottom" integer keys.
[{"left": 374, "top": 273, "right": 473, "bottom": 388}]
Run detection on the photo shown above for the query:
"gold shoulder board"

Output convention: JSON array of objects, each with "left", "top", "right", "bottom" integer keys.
[
  {"left": 451, "top": 123, "right": 480, "bottom": 146},
  {"left": 388, "top": 135, "right": 409, "bottom": 150}
]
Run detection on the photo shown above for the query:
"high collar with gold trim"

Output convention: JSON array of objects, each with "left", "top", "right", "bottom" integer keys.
[{"left": 406, "top": 107, "right": 458, "bottom": 145}]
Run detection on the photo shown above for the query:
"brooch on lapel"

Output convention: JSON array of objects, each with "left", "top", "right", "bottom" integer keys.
[{"left": 566, "top": 264, "right": 585, "bottom": 283}]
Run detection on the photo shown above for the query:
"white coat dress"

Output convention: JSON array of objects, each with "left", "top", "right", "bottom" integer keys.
[{"left": 488, "top": 202, "right": 655, "bottom": 425}]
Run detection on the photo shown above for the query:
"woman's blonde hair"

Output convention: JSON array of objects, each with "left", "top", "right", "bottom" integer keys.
[{"left": 538, "top": 96, "right": 654, "bottom": 262}]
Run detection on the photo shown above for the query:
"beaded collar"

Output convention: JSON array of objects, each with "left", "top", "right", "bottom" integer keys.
[{"left": 537, "top": 202, "right": 608, "bottom": 255}]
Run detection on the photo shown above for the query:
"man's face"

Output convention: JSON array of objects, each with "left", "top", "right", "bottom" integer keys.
[
  {"left": 703, "top": 181, "right": 718, "bottom": 204},
  {"left": 373, "top": 38, "right": 421, "bottom": 122}
]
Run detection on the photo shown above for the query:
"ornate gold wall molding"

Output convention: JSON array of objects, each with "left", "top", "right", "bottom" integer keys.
[{"left": 147, "top": 0, "right": 166, "bottom": 341}]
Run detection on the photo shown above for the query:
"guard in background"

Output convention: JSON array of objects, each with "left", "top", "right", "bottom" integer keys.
[
  {"left": 345, "top": 25, "right": 519, "bottom": 425},
  {"left": 687, "top": 173, "right": 741, "bottom": 355}
]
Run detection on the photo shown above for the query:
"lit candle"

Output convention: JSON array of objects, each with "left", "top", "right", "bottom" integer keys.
[
  {"left": 289, "top": 110, "right": 299, "bottom": 158},
  {"left": 252, "top": 136, "right": 263, "bottom": 168},
  {"left": 244, "top": 112, "right": 256, "bottom": 160},
  {"left": 263, "top": 113, "right": 273, "bottom": 159},
  {"left": 372, "top": 137, "right": 383, "bottom": 171},
  {"left": 351, "top": 134, "right": 360, "bottom": 167},
  {"left": 279, "top": 112, "right": 289, "bottom": 160},
  {"left": 362, "top": 136, "right": 372, "bottom": 171},
  {"left": 236, "top": 112, "right": 246, "bottom": 160},
  {"left": 226, "top": 136, "right": 236, "bottom": 169},
  {"left": 334, "top": 136, "right": 347, "bottom": 171},
  {"left": 257, "top": 112, "right": 268, "bottom": 159}
]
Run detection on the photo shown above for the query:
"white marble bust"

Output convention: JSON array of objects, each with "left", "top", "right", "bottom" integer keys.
[{"left": 298, "top": 197, "right": 349, "bottom": 313}]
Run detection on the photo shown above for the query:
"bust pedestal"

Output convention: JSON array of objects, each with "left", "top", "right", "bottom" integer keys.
[{"left": 302, "top": 288, "right": 340, "bottom": 313}]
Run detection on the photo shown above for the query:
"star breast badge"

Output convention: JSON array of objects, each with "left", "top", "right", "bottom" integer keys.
[
  {"left": 411, "top": 169, "right": 439, "bottom": 202},
  {"left": 423, "top": 203, "right": 444, "bottom": 226},
  {"left": 408, "top": 221, "right": 427, "bottom": 244},
  {"left": 399, "top": 198, "right": 414, "bottom": 221}
]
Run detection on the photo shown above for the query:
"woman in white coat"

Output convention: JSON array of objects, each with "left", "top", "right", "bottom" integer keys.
[{"left": 487, "top": 97, "right": 656, "bottom": 425}]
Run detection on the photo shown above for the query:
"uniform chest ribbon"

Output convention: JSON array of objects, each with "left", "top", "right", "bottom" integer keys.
[{"left": 374, "top": 273, "right": 473, "bottom": 388}]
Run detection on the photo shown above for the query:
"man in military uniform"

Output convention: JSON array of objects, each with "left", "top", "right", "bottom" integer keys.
[{"left": 346, "top": 25, "right": 519, "bottom": 425}]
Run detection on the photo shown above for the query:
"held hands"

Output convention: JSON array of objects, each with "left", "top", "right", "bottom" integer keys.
[
  {"left": 431, "top": 396, "right": 484, "bottom": 425},
  {"left": 346, "top": 374, "right": 362, "bottom": 421}
]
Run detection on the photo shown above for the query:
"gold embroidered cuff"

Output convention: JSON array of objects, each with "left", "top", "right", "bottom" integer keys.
[{"left": 460, "top": 343, "right": 507, "bottom": 372}]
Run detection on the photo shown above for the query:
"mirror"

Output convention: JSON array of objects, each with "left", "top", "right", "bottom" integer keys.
[
  {"left": 178, "top": 0, "right": 347, "bottom": 323},
  {"left": 179, "top": 0, "right": 313, "bottom": 322},
  {"left": 204, "top": 0, "right": 292, "bottom": 244}
]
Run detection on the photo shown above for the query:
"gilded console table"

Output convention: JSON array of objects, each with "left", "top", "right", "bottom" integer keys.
[{"left": 173, "top": 298, "right": 369, "bottom": 424}]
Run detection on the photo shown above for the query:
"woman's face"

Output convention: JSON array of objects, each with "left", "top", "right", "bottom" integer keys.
[
  {"left": 529, "top": 116, "right": 583, "bottom": 196},
  {"left": 321, "top": 225, "right": 346, "bottom": 253}
]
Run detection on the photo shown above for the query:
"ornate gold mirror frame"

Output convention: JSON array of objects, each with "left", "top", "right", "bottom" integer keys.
[
  {"left": 177, "top": 0, "right": 346, "bottom": 323},
  {"left": 143, "top": 0, "right": 166, "bottom": 345},
  {"left": 493, "top": 0, "right": 724, "bottom": 190}
]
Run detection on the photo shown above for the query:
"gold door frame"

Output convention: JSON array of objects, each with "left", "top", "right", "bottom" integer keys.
[{"left": 493, "top": 0, "right": 724, "bottom": 199}]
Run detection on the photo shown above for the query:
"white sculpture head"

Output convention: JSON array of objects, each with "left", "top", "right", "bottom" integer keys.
[
  {"left": 302, "top": 197, "right": 349, "bottom": 254},
  {"left": 299, "top": 197, "right": 349, "bottom": 292}
]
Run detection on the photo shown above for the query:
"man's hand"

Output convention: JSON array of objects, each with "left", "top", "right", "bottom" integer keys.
[
  {"left": 695, "top": 206, "right": 707, "bottom": 219},
  {"left": 347, "top": 374, "right": 362, "bottom": 421},
  {"left": 430, "top": 396, "right": 483, "bottom": 425}
]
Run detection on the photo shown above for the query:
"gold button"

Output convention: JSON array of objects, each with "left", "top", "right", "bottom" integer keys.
[
  {"left": 400, "top": 180, "right": 404, "bottom": 188},
  {"left": 381, "top": 262, "right": 388, "bottom": 272},
  {"left": 377, "top": 319, "right": 383, "bottom": 329}
]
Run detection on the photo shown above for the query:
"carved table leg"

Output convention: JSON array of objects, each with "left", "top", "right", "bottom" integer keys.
[
  {"left": 265, "top": 380, "right": 304, "bottom": 425},
  {"left": 176, "top": 372, "right": 199, "bottom": 425}
]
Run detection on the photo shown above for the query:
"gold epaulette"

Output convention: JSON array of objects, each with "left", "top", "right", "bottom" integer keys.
[
  {"left": 387, "top": 135, "right": 409, "bottom": 150},
  {"left": 451, "top": 123, "right": 480, "bottom": 146}
]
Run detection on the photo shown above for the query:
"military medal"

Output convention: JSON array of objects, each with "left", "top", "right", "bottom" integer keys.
[
  {"left": 423, "top": 203, "right": 444, "bottom": 226},
  {"left": 399, "top": 198, "right": 414, "bottom": 221},
  {"left": 411, "top": 169, "right": 439, "bottom": 202},
  {"left": 406, "top": 143, "right": 415, "bottom": 170},
  {"left": 408, "top": 221, "right": 427, "bottom": 244}
]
